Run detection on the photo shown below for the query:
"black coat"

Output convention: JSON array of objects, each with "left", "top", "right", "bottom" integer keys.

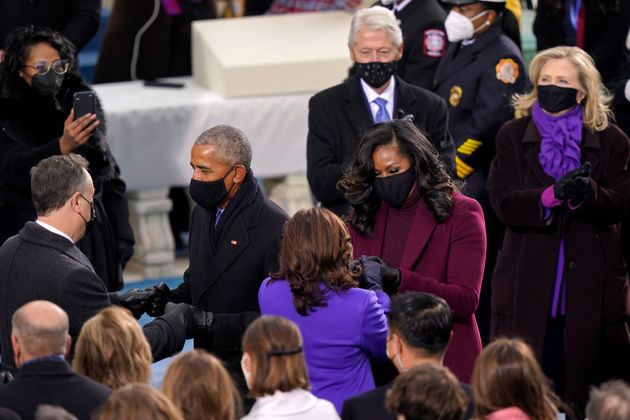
[
  {"left": 307, "top": 75, "right": 455, "bottom": 215},
  {"left": 0, "top": 72, "right": 134, "bottom": 291},
  {"left": 170, "top": 172, "right": 288, "bottom": 390},
  {"left": 0, "top": 222, "right": 111, "bottom": 369},
  {"left": 533, "top": 0, "right": 630, "bottom": 83},
  {"left": 375, "top": 0, "right": 447, "bottom": 90},
  {"left": 0, "top": 406, "right": 18, "bottom": 420},
  {"left": 433, "top": 24, "right": 526, "bottom": 192},
  {"left": 0, "top": 360, "right": 110, "bottom": 420},
  {"left": 340, "top": 381, "right": 474, "bottom": 420},
  {"left": 0, "top": 0, "right": 101, "bottom": 51}
]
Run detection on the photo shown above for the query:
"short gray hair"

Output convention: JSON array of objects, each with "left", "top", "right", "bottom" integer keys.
[
  {"left": 348, "top": 6, "right": 402, "bottom": 49},
  {"left": 586, "top": 380, "right": 630, "bottom": 420},
  {"left": 30, "top": 154, "right": 90, "bottom": 216},
  {"left": 12, "top": 300, "right": 69, "bottom": 357},
  {"left": 194, "top": 125, "right": 252, "bottom": 169}
]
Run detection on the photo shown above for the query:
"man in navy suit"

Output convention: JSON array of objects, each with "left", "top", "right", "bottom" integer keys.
[
  {"left": 341, "top": 292, "right": 473, "bottom": 420},
  {"left": 0, "top": 301, "right": 111, "bottom": 420},
  {"left": 307, "top": 6, "right": 455, "bottom": 216}
]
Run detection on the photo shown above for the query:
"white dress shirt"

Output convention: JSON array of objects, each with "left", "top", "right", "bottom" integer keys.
[{"left": 36, "top": 220, "right": 73, "bottom": 243}]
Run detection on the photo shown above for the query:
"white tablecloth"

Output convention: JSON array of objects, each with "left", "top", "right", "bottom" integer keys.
[{"left": 94, "top": 77, "right": 312, "bottom": 190}]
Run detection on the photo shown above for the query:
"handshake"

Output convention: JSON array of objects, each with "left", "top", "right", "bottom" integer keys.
[
  {"left": 351, "top": 255, "right": 401, "bottom": 296},
  {"left": 554, "top": 162, "right": 592, "bottom": 201},
  {"left": 111, "top": 284, "right": 213, "bottom": 339}
]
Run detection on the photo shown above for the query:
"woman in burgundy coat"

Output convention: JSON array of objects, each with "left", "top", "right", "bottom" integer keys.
[
  {"left": 487, "top": 46, "right": 630, "bottom": 412},
  {"left": 339, "top": 119, "right": 487, "bottom": 384}
]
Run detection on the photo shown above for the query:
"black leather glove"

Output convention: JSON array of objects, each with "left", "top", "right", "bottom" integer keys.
[
  {"left": 554, "top": 162, "right": 591, "bottom": 201},
  {"left": 366, "top": 256, "right": 401, "bottom": 296},
  {"left": 162, "top": 302, "right": 214, "bottom": 339},
  {"left": 145, "top": 283, "right": 172, "bottom": 317},
  {"left": 357, "top": 256, "right": 384, "bottom": 291},
  {"left": 110, "top": 288, "right": 155, "bottom": 319}
]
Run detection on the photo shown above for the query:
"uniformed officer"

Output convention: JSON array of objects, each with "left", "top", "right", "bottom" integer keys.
[
  {"left": 433, "top": 0, "right": 525, "bottom": 342},
  {"left": 434, "top": 0, "right": 525, "bottom": 194},
  {"left": 376, "top": 0, "right": 448, "bottom": 90}
]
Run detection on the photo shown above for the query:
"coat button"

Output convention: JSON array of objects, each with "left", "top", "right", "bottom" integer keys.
[{"left": 568, "top": 262, "right": 577, "bottom": 269}]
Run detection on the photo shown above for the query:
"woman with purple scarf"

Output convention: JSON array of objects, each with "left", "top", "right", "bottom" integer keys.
[{"left": 486, "top": 46, "right": 630, "bottom": 414}]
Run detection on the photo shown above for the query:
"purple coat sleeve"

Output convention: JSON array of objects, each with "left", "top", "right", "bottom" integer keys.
[{"left": 359, "top": 289, "right": 390, "bottom": 361}]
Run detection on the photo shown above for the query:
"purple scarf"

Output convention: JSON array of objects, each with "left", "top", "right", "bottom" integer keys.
[{"left": 532, "top": 101, "right": 584, "bottom": 180}]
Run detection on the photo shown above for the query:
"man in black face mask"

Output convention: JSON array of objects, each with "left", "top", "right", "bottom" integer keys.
[
  {"left": 307, "top": 6, "right": 455, "bottom": 216},
  {"left": 0, "top": 154, "right": 193, "bottom": 372},
  {"left": 144, "top": 125, "right": 289, "bottom": 404}
]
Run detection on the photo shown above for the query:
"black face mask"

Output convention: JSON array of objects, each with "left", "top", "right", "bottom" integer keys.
[
  {"left": 31, "top": 71, "right": 64, "bottom": 97},
  {"left": 373, "top": 169, "right": 416, "bottom": 208},
  {"left": 354, "top": 61, "right": 398, "bottom": 89},
  {"left": 77, "top": 196, "right": 95, "bottom": 238},
  {"left": 537, "top": 84, "right": 579, "bottom": 113},
  {"left": 189, "top": 167, "right": 235, "bottom": 211}
]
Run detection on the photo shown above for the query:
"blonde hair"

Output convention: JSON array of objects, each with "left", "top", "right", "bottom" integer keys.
[
  {"left": 163, "top": 350, "right": 242, "bottom": 420},
  {"left": 96, "top": 383, "right": 183, "bottom": 420},
  {"left": 242, "top": 316, "right": 310, "bottom": 398},
  {"left": 512, "top": 46, "right": 612, "bottom": 131},
  {"left": 72, "top": 306, "right": 152, "bottom": 389},
  {"left": 472, "top": 338, "right": 558, "bottom": 420}
]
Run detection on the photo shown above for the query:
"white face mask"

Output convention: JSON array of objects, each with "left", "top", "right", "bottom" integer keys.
[{"left": 444, "top": 9, "right": 489, "bottom": 43}]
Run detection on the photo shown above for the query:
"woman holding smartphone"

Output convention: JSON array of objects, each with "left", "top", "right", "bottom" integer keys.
[{"left": 0, "top": 26, "right": 134, "bottom": 291}]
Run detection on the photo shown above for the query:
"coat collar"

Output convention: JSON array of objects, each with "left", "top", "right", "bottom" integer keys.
[
  {"left": 357, "top": 196, "right": 438, "bottom": 270},
  {"left": 342, "top": 75, "right": 417, "bottom": 138},
  {"left": 434, "top": 24, "right": 502, "bottom": 86},
  {"left": 19, "top": 222, "right": 94, "bottom": 270},
  {"left": 248, "top": 389, "right": 322, "bottom": 416}
]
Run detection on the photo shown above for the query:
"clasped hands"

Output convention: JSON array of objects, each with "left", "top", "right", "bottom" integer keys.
[
  {"left": 352, "top": 255, "right": 401, "bottom": 296},
  {"left": 553, "top": 162, "right": 592, "bottom": 202}
]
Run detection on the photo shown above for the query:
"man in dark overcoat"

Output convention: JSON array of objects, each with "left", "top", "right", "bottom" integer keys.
[{"left": 146, "top": 125, "right": 289, "bottom": 399}]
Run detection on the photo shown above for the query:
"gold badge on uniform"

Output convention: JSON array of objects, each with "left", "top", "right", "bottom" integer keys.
[
  {"left": 495, "top": 58, "right": 519, "bottom": 84},
  {"left": 449, "top": 85, "right": 463, "bottom": 107}
]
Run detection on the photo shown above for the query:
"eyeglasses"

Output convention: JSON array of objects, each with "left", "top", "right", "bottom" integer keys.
[
  {"left": 79, "top": 194, "right": 96, "bottom": 220},
  {"left": 24, "top": 59, "right": 69, "bottom": 76}
]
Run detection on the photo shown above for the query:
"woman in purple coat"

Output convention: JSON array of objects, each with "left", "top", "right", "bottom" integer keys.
[
  {"left": 338, "top": 119, "right": 487, "bottom": 384},
  {"left": 487, "top": 46, "right": 630, "bottom": 411},
  {"left": 258, "top": 207, "right": 390, "bottom": 413}
]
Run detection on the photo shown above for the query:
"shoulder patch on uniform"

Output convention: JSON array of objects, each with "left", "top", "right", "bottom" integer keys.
[
  {"left": 423, "top": 29, "right": 446, "bottom": 58},
  {"left": 495, "top": 58, "right": 519, "bottom": 84}
]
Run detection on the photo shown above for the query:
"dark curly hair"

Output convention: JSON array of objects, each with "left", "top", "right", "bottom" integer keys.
[
  {"left": 0, "top": 26, "right": 76, "bottom": 99},
  {"left": 338, "top": 120, "right": 457, "bottom": 235},
  {"left": 270, "top": 207, "right": 359, "bottom": 316}
]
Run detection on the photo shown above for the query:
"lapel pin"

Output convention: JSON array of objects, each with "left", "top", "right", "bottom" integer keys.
[{"left": 230, "top": 240, "right": 238, "bottom": 246}]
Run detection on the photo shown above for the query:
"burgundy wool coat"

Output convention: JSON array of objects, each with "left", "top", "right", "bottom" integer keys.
[
  {"left": 486, "top": 116, "right": 630, "bottom": 408},
  {"left": 350, "top": 192, "right": 486, "bottom": 383}
]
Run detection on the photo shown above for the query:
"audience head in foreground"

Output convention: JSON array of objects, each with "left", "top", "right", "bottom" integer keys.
[
  {"left": 163, "top": 349, "right": 242, "bottom": 420},
  {"left": 386, "top": 292, "right": 453, "bottom": 372},
  {"left": 472, "top": 338, "right": 558, "bottom": 420},
  {"left": 96, "top": 383, "right": 183, "bottom": 420},
  {"left": 11, "top": 300, "right": 70, "bottom": 367},
  {"left": 386, "top": 363, "right": 467, "bottom": 420},
  {"left": 241, "top": 316, "right": 339, "bottom": 419},
  {"left": 586, "top": 380, "right": 630, "bottom": 420},
  {"left": 72, "top": 306, "right": 152, "bottom": 389}
]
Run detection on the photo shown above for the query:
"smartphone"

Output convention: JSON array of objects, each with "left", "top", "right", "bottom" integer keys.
[{"left": 73, "top": 91, "right": 96, "bottom": 120}]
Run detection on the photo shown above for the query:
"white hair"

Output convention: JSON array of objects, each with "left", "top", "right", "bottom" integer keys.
[{"left": 348, "top": 6, "right": 403, "bottom": 48}]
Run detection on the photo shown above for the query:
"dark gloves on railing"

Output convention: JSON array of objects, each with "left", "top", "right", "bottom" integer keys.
[
  {"left": 554, "top": 162, "right": 591, "bottom": 201},
  {"left": 365, "top": 256, "right": 401, "bottom": 296},
  {"left": 145, "top": 283, "right": 172, "bottom": 317}
]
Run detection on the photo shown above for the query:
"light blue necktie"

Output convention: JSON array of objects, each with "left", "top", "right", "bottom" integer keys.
[{"left": 373, "top": 97, "right": 391, "bottom": 123}]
